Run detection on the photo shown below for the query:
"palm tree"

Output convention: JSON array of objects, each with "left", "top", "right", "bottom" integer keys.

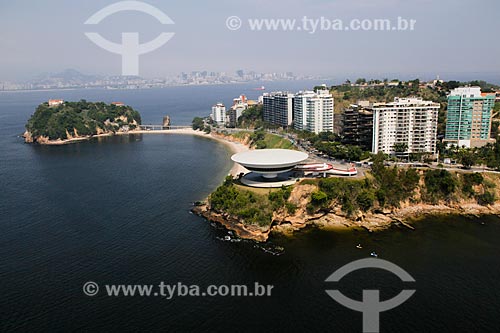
[{"left": 393, "top": 143, "right": 409, "bottom": 162}]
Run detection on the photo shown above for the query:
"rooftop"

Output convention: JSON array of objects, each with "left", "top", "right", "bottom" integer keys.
[{"left": 231, "top": 149, "right": 308, "bottom": 167}]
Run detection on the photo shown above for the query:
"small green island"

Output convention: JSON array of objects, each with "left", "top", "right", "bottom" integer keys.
[{"left": 24, "top": 100, "right": 142, "bottom": 144}]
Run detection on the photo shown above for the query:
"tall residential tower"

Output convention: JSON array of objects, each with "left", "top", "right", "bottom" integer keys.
[
  {"left": 445, "top": 87, "right": 495, "bottom": 148},
  {"left": 293, "top": 89, "right": 334, "bottom": 134},
  {"left": 262, "top": 92, "right": 294, "bottom": 127}
]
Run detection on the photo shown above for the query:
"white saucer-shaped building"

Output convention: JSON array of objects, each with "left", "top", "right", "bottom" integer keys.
[{"left": 231, "top": 149, "right": 308, "bottom": 187}]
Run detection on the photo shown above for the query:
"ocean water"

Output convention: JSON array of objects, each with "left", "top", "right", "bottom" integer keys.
[{"left": 1, "top": 84, "right": 500, "bottom": 332}]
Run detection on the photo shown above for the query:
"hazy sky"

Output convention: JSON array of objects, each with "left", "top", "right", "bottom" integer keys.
[{"left": 1, "top": 0, "right": 499, "bottom": 81}]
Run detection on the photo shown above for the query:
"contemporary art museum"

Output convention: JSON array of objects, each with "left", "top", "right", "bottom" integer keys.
[{"left": 231, "top": 149, "right": 308, "bottom": 188}]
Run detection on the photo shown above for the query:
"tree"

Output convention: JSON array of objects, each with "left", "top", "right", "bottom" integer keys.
[
  {"left": 356, "top": 190, "right": 375, "bottom": 212},
  {"left": 346, "top": 146, "right": 363, "bottom": 161},
  {"left": 424, "top": 169, "right": 457, "bottom": 203},
  {"left": 192, "top": 117, "right": 204, "bottom": 130},
  {"left": 355, "top": 78, "right": 367, "bottom": 85},
  {"left": 393, "top": 143, "right": 408, "bottom": 153},
  {"left": 370, "top": 152, "right": 386, "bottom": 180},
  {"left": 311, "top": 190, "right": 329, "bottom": 207},
  {"left": 478, "top": 191, "right": 495, "bottom": 205},
  {"left": 459, "top": 150, "right": 477, "bottom": 169},
  {"left": 393, "top": 143, "right": 409, "bottom": 160}
]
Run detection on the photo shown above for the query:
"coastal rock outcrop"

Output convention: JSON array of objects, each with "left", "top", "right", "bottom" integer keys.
[
  {"left": 22, "top": 130, "right": 33, "bottom": 143},
  {"left": 192, "top": 205, "right": 270, "bottom": 242},
  {"left": 194, "top": 171, "right": 500, "bottom": 242}
]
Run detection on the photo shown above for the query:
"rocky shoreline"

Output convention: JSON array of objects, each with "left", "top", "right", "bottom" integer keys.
[
  {"left": 23, "top": 130, "right": 119, "bottom": 145},
  {"left": 192, "top": 198, "right": 500, "bottom": 242}
]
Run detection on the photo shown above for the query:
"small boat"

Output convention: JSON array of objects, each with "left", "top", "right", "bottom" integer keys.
[
  {"left": 224, "top": 236, "right": 231, "bottom": 241},
  {"left": 356, "top": 244, "right": 363, "bottom": 249},
  {"left": 370, "top": 252, "right": 378, "bottom": 257},
  {"left": 253, "top": 86, "right": 266, "bottom": 91}
]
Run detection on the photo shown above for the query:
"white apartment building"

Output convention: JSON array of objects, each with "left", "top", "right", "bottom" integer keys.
[
  {"left": 293, "top": 89, "right": 334, "bottom": 134},
  {"left": 371, "top": 97, "right": 440, "bottom": 155},
  {"left": 211, "top": 103, "right": 226, "bottom": 124}
]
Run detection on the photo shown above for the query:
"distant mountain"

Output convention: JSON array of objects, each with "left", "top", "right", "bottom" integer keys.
[
  {"left": 52, "top": 69, "right": 98, "bottom": 81},
  {"left": 32, "top": 69, "right": 101, "bottom": 84}
]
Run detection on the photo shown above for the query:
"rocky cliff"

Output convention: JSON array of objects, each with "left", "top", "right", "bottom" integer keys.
[{"left": 193, "top": 172, "right": 500, "bottom": 242}]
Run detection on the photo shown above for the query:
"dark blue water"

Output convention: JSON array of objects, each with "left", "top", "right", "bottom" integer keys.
[{"left": 1, "top": 85, "right": 500, "bottom": 332}]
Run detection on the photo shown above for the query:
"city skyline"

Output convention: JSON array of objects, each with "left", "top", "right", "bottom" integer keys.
[{"left": 0, "top": 68, "right": 309, "bottom": 91}]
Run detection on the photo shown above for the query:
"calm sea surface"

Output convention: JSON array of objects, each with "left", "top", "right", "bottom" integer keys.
[{"left": 1, "top": 82, "right": 500, "bottom": 332}]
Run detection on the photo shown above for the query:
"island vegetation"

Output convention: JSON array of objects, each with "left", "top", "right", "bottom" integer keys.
[
  {"left": 24, "top": 100, "right": 142, "bottom": 144},
  {"left": 209, "top": 176, "right": 294, "bottom": 227}
]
